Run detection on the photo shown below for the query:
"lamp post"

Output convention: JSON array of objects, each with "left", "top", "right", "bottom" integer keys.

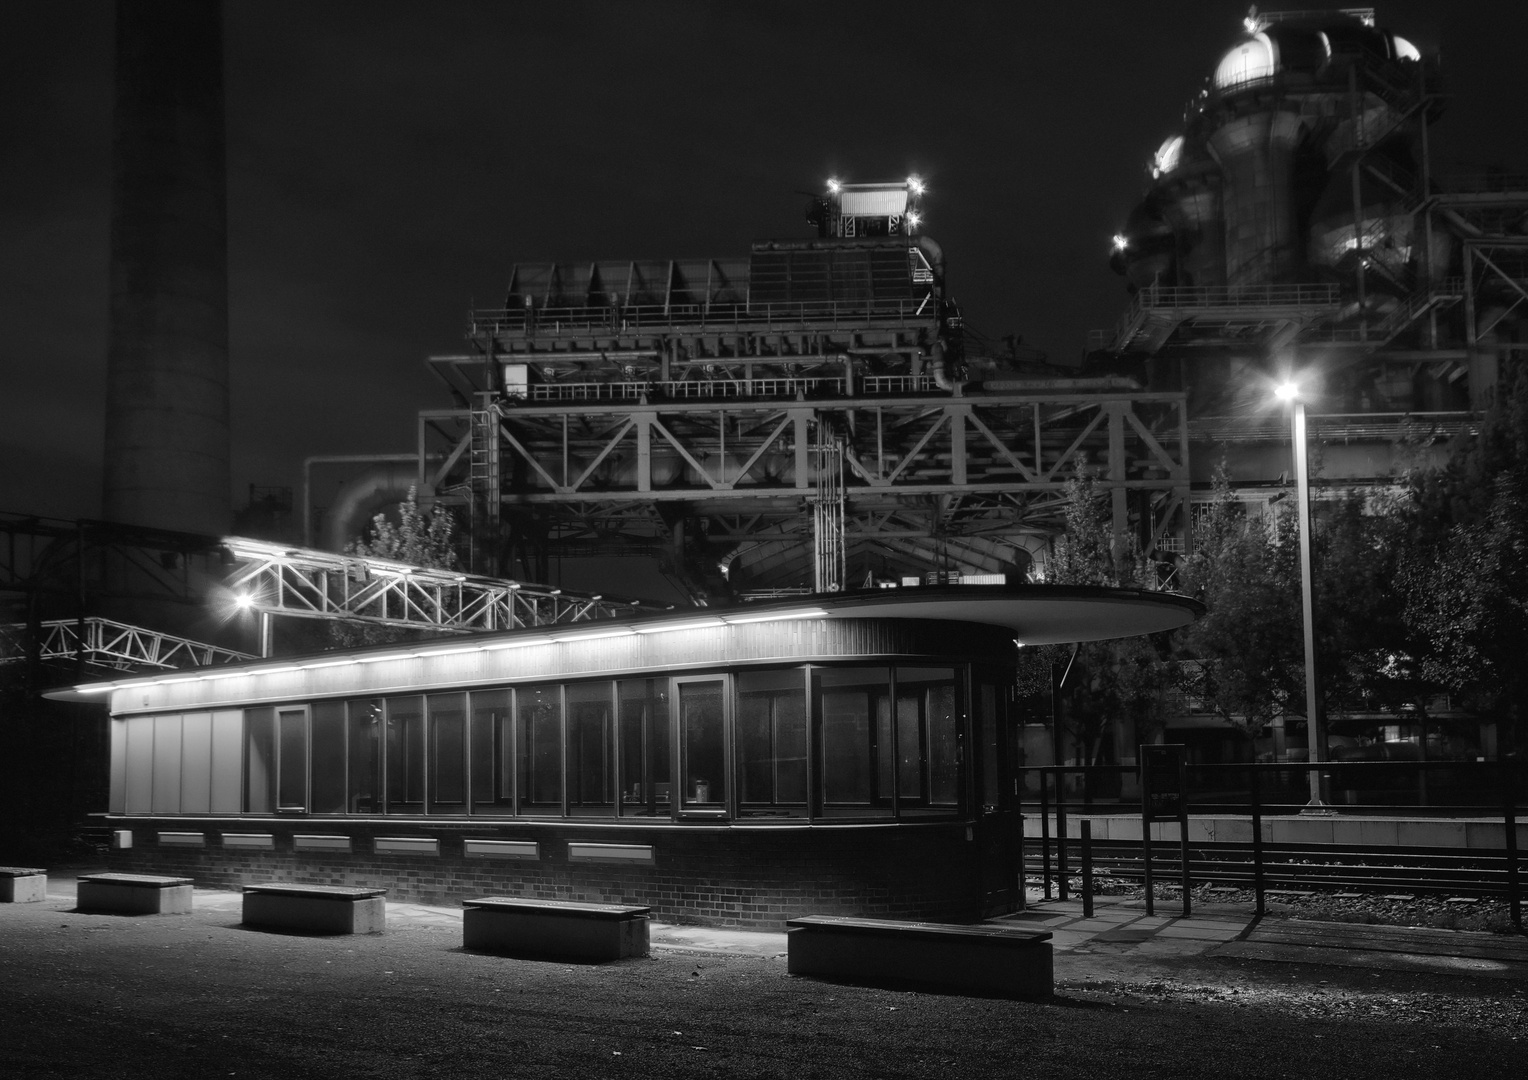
[{"left": 1275, "top": 381, "right": 1327, "bottom": 809}]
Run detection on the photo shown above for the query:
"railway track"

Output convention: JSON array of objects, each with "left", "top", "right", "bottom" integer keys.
[{"left": 1025, "top": 839, "right": 1521, "bottom": 898}]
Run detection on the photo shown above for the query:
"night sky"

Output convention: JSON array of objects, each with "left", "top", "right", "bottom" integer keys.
[{"left": 3, "top": 0, "right": 1526, "bottom": 527}]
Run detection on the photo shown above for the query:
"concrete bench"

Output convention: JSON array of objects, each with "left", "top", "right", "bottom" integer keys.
[
  {"left": 462, "top": 896, "right": 651, "bottom": 961},
  {"left": 0, "top": 866, "right": 48, "bottom": 903},
  {"left": 76, "top": 873, "right": 194, "bottom": 915},
  {"left": 242, "top": 883, "right": 387, "bottom": 935},
  {"left": 786, "top": 915, "right": 1053, "bottom": 999}
]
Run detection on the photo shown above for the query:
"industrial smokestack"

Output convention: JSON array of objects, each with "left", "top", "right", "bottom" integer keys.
[{"left": 103, "top": 0, "right": 231, "bottom": 535}]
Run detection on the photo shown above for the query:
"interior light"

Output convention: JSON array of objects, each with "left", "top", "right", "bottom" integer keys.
[
  {"left": 826, "top": 178, "right": 842, "bottom": 193},
  {"left": 722, "top": 607, "right": 829, "bottom": 625},
  {"left": 480, "top": 636, "right": 552, "bottom": 651},
  {"left": 632, "top": 618, "right": 725, "bottom": 635},
  {"left": 554, "top": 626, "right": 638, "bottom": 642},
  {"left": 1111, "top": 233, "right": 1129, "bottom": 253},
  {"left": 906, "top": 211, "right": 922, "bottom": 228},
  {"left": 233, "top": 593, "right": 255, "bottom": 610},
  {"left": 1275, "top": 381, "right": 1300, "bottom": 401},
  {"left": 906, "top": 176, "right": 924, "bottom": 195}
]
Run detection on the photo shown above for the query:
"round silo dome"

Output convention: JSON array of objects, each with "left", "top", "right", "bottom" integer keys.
[
  {"left": 1392, "top": 35, "right": 1421, "bottom": 62},
  {"left": 1151, "top": 135, "right": 1184, "bottom": 178},
  {"left": 1214, "top": 33, "right": 1277, "bottom": 90}
]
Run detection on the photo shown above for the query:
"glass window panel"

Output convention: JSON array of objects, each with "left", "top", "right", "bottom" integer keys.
[
  {"left": 310, "top": 701, "right": 347, "bottom": 815},
  {"left": 517, "top": 685, "right": 563, "bottom": 813},
  {"left": 429, "top": 693, "right": 467, "bottom": 812},
  {"left": 927, "top": 682, "right": 960, "bottom": 805},
  {"left": 896, "top": 694, "right": 922, "bottom": 799},
  {"left": 277, "top": 708, "right": 308, "bottom": 810},
  {"left": 978, "top": 682, "right": 1001, "bottom": 808},
  {"left": 737, "top": 669, "right": 807, "bottom": 817},
  {"left": 470, "top": 689, "right": 513, "bottom": 814},
  {"left": 618, "top": 679, "right": 670, "bottom": 817},
  {"left": 244, "top": 707, "right": 276, "bottom": 813},
  {"left": 815, "top": 667, "right": 891, "bottom": 815},
  {"left": 566, "top": 682, "right": 614, "bottom": 815},
  {"left": 897, "top": 667, "right": 960, "bottom": 810},
  {"left": 386, "top": 696, "right": 425, "bottom": 813},
  {"left": 679, "top": 680, "right": 725, "bottom": 810},
  {"left": 347, "top": 698, "right": 384, "bottom": 814}
]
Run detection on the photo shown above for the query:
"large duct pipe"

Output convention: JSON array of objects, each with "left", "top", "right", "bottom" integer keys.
[
  {"left": 322, "top": 464, "right": 431, "bottom": 554},
  {"left": 103, "top": 0, "right": 230, "bottom": 535}
]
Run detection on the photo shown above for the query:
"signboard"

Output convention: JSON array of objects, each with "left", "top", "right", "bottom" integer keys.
[{"left": 1140, "top": 743, "right": 1186, "bottom": 823}]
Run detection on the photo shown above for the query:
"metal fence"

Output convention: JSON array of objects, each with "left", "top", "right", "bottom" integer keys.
[{"left": 1021, "top": 759, "right": 1523, "bottom": 927}]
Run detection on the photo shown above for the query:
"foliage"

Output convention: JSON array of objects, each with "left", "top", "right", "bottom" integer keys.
[
  {"left": 1175, "top": 464, "right": 1425, "bottom": 739},
  {"left": 348, "top": 486, "right": 458, "bottom": 569},
  {"left": 330, "top": 488, "right": 458, "bottom": 649},
  {"left": 1035, "top": 469, "right": 1174, "bottom": 765},
  {"left": 1398, "top": 365, "right": 1528, "bottom": 749}
]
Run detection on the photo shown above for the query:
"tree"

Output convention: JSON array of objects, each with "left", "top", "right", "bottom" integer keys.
[
  {"left": 329, "top": 488, "right": 459, "bottom": 648},
  {"left": 348, "top": 486, "right": 458, "bottom": 569},
  {"left": 1399, "top": 364, "right": 1528, "bottom": 753},
  {"left": 1036, "top": 469, "right": 1175, "bottom": 767},
  {"left": 1175, "top": 464, "right": 1423, "bottom": 750}
]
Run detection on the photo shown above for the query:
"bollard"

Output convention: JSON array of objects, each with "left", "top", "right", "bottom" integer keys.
[{"left": 1081, "top": 820, "right": 1094, "bottom": 918}]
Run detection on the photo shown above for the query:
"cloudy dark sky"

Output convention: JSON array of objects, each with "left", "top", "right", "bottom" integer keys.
[{"left": 3, "top": 0, "right": 1525, "bottom": 527}]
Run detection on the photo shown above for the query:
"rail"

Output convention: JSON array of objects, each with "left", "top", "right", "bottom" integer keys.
[
  {"left": 1021, "top": 760, "right": 1523, "bottom": 926},
  {"left": 471, "top": 297, "right": 938, "bottom": 338},
  {"left": 516, "top": 374, "right": 936, "bottom": 402},
  {"left": 1188, "top": 410, "right": 1476, "bottom": 444}
]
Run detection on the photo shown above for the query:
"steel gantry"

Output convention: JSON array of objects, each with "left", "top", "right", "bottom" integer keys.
[
  {"left": 0, "top": 617, "right": 252, "bottom": 673},
  {"left": 221, "top": 537, "right": 661, "bottom": 635},
  {"left": 419, "top": 385, "right": 1190, "bottom": 597}
]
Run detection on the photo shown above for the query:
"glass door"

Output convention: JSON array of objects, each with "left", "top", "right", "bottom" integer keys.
[{"left": 675, "top": 677, "right": 728, "bottom": 816}]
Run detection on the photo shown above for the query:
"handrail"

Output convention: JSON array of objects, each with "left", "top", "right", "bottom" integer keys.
[{"left": 471, "top": 297, "right": 938, "bottom": 337}]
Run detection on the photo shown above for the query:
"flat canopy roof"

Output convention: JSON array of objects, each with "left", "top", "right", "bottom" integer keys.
[{"left": 48, "top": 585, "right": 1201, "bottom": 702}]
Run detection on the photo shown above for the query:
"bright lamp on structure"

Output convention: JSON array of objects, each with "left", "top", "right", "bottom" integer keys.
[{"left": 1276, "top": 379, "right": 1328, "bottom": 810}]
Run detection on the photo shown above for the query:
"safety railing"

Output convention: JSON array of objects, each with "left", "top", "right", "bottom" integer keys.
[
  {"left": 470, "top": 296, "right": 938, "bottom": 338},
  {"left": 516, "top": 374, "right": 938, "bottom": 403},
  {"left": 1021, "top": 759, "right": 1523, "bottom": 926}
]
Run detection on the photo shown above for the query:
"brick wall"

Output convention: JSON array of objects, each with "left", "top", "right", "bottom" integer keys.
[{"left": 107, "top": 819, "right": 1000, "bottom": 929}]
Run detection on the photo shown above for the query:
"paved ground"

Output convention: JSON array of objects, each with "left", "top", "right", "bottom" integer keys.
[{"left": 3, "top": 869, "right": 1526, "bottom": 1079}]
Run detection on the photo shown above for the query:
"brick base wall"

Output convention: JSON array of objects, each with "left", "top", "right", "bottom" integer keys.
[{"left": 106, "top": 818, "right": 1008, "bottom": 930}]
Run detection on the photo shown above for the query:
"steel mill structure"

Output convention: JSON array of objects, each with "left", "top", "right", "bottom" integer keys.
[
  {"left": 412, "top": 179, "right": 1190, "bottom": 602},
  {"left": 1102, "top": 6, "right": 1526, "bottom": 498}
]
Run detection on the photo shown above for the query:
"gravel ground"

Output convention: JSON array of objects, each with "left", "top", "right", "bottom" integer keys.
[{"left": 2, "top": 894, "right": 1525, "bottom": 1080}]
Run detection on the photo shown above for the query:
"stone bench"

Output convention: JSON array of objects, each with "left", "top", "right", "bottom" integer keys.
[
  {"left": 786, "top": 915, "right": 1053, "bottom": 999},
  {"left": 462, "top": 896, "right": 651, "bottom": 961},
  {"left": 76, "top": 873, "right": 194, "bottom": 915},
  {"left": 242, "top": 883, "right": 387, "bottom": 934},
  {"left": 0, "top": 867, "right": 48, "bottom": 903}
]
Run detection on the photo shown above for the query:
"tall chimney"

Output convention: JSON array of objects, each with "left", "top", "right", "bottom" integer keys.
[{"left": 103, "top": 0, "right": 230, "bottom": 535}]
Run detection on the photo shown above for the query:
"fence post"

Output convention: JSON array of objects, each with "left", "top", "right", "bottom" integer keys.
[
  {"left": 1040, "top": 772, "right": 1052, "bottom": 901},
  {"left": 1081, "top": 820, "right": 1094, "bottom": 919},
  {"left": 1506, "top": 760, "right": 1521, "bottom": 931},
  {"left": 1251, "top": 763, "right": 1265, "bottom": 918},
  {"left": 1057, "top": 771, "right": 1070, "bottom": 902}
]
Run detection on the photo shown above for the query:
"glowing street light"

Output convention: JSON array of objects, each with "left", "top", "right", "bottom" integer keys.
[{"left": 1276, "top": 380, "right": 1328, "bottom": 810}]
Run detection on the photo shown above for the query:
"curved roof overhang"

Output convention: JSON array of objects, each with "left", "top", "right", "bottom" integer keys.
[{"left": 46, "top": 585, "right": 1202, "bottom": 704}]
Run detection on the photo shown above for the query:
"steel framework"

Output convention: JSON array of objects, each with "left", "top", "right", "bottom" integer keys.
[
  {"left": 221, "top": 537, "right": 661, "bottom": 633},
  {"left": 0, "top": 617, "right": 252, "bottom": 672},
  {"left": 419, "top": 386, "right": 1190, "bottom": 596}
]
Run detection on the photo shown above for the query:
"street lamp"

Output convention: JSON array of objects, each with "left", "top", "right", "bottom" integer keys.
[{"left": 1275, "top": 381, "right": 1328, "bottom": 810}]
